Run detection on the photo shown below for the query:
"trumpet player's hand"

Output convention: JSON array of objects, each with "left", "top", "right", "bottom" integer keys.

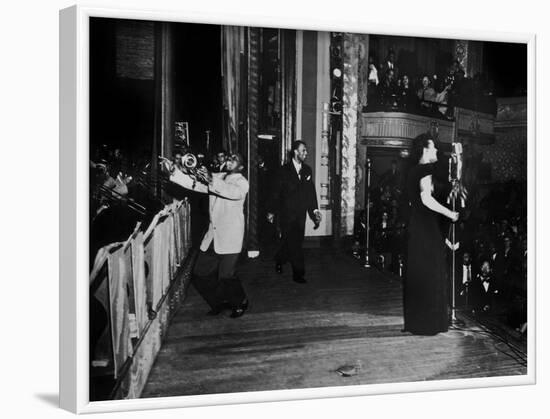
[
  {"left": 266, "top": 213, "right": 275, "bottom": 224},
  {"left": 197, "top": 166, "right": 212, "bottom": 184}
]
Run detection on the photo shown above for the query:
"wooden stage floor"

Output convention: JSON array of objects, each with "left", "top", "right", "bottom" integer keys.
[{"left": 141, "top": 247, "right": 527, "bottom": 398}]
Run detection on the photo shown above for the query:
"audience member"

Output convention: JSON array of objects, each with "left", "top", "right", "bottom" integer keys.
[
  {"left": 472, "top": 259, "right": 499, "bottom": 314},
  {"left": 417, "top": 75, "right": 437, "bottom": 112}
]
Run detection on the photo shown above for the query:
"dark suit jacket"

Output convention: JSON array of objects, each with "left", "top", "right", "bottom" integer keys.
[
  {"left": 268, "top": 162, "right": 319, "bottom": 228},
  {"left": 471, "top": 273, "right": 499, "bottom": 310},
  {"left": 454, "top": 263, "right": 477, "bottom": 306}
]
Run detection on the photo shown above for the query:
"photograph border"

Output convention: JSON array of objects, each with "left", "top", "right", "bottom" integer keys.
[{"left": 59, "top": 3, "right": 537, "bottom": 414}]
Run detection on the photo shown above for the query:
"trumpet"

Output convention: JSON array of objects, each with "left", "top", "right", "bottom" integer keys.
[{"left": 159, "top": 154, "right": 209, "bottom": 184}]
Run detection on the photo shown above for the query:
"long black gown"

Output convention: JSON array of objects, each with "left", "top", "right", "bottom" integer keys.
[{"left": 403, "top": 163, "right": 448, "bottom": 335}]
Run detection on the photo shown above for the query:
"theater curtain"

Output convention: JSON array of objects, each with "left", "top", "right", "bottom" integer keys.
[{"left": 221, "top": 26, "right": 246, "bottom": 153}]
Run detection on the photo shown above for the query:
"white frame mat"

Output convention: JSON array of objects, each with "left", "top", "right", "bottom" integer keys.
[{"left": 59, "top": 4, "right": 536, "bottom": 414}]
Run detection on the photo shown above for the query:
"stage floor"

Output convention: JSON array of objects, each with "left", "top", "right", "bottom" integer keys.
[{"left": 141, "top": 247, "right": 527, "bottom": 398}]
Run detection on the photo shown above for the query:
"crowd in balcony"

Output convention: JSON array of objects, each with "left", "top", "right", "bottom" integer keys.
[{"left": 365, "top": 49, "right": 497, "bottom": 118}]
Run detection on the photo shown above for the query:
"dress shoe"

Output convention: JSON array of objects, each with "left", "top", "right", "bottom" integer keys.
[
  {"left": 230, "top": 299, "right": 249, "bottom": 318},
  {"left": 293, "top": 276, "right": 307, "bottom": 284},
  {"left": 275, "top": 263, "right": 283, "bottom": 274},
  {"left": 206, "top": 305, "right": 224, "bottom": 316},
  {"left": 206, "top": 302, "right": 229, "bottom": 316}
]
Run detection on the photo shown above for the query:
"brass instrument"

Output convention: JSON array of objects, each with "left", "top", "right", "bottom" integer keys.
[{"left": 160, "top": 153, "right": 209, "bottom": 184}]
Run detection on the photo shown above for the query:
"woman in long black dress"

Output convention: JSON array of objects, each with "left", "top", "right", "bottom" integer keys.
[{"left": 404, "top": 134, "right": 459, "bottom": 335}]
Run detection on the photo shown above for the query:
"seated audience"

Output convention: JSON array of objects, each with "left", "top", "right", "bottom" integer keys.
[{"left": 472, "top": 259, "right": 499, "bottom": 315}]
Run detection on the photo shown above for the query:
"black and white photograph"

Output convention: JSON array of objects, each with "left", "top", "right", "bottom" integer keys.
[{"left": 85, "top": 14, "right": 531, "bottom": 404}]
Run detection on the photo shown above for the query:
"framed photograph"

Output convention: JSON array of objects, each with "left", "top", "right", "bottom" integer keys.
[{"left": 60, "top": 4, "right": 535, "bottom": 414}]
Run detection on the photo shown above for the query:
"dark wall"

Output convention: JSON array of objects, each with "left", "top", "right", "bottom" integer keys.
[
  {"left": 90, "top": 18, "right": 223, "bottom": 162},
  {"left": 173, "top": 23, "right": 223, "bottom": 154},
  {"left": 90, "top": 18, "right": 155, "bottom": 162},
  {"left": 484, "top": 42, "right": 527, "bottom": 97}
]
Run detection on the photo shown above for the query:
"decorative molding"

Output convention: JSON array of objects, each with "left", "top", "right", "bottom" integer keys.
[
  {"left": 455, "top": 108, "right": 495, "bottom": 137},
  {"left": 360, "top": 112, "right": 455, "bottom": 146},
  {"left": 246, "top": 27, "right": 260, "bottom": 252},
  {"left": 362, "top": 138, "right": 413, "bottom": 149},
  {"left": 495, "top": 97, "right": 527, "bottom": 129},
  {"left": 454, "top": 40, "right": 468, "bottom": 75}
]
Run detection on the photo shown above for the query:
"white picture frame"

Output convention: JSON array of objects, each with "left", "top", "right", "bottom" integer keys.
[{"left": 59, "top": 3, "right": 537, "bottom": 414}]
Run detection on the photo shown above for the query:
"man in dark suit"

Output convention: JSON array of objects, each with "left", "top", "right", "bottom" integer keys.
[
  {"left": 267, "top": 140, "right": 321, "bottom": 283},
  {"left": 471, "top": 259, "right": 499, "bottom": 314},
  {"left": 454, "top": 250, "right": 477, "bottom": 309}
]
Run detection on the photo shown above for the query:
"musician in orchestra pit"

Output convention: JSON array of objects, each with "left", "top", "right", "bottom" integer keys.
[
  {"left": 211, "top": 149, "right": 228, "bottom": 173},
  {"left": 162, "top": 153, "right": 250, "bottom": 318}
]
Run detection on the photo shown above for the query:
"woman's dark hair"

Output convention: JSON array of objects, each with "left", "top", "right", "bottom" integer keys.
[{"left": 411, "top": 133, "right": 434, "bottom": 163}]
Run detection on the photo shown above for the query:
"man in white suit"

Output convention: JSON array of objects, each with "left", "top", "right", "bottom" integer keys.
[{"left": 163, "top": 153, "right": 249, "bottom": 318}]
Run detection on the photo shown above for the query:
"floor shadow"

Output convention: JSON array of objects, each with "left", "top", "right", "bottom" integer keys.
[{"left": 34, "top": 393, "right": 59, "bottom": 408}]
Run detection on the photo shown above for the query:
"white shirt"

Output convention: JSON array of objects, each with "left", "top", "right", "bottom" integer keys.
[
  {"left": 462, "top": 264, "right": 471, "bottom": 284},
  {"left": 291, "top": 158, "right": 321, "bottom": 218},
  {"left": 368, "top": 66, "right": 379, "bottom": 85},
  {"left": 292, "top": 158, "right": 302, "bottom": 179}
]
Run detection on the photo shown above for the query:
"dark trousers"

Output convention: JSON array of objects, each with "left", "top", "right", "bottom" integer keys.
[
  {"left": 276, "top": 215, "right": 306, "bottom": 278},
  {"left": 192, "top": 248, "right": 246, "bottom": 309}
]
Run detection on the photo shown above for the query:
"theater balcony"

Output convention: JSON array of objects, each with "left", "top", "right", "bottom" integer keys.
[{"left": 360, "top": 107, "right": 495, "bottom": 152}]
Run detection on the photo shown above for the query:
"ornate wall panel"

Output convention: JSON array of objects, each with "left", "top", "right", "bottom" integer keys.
[
  {"left": 454, "top": 40, "right": 483, "bottom": 78},
  {"left": 247, "top": 28, "right": 260, "bottom": 252},
  {"left": 481, "top": 97, "right": 527, "bottom": 183},
  {"left": 355, "top": 35, "right": 369, "bottom": 211},
  {"left": 480, "top": 127, "right": 527, "bottom": 182},
  {"left": 341, "top": 33, "right": 360, "bottom": 236}
]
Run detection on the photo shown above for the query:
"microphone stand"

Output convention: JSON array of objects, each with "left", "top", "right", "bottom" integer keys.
[
  {"left": 364, "top": 158, "right": 372, "bottom": 268},
  {"left": 448, "top": 153, "right": 464, "bottom": 327}
]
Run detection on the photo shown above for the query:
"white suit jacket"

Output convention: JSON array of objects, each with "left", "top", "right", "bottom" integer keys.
[{"left": 170, "top": 170, "right": 249, "bottom": 254}]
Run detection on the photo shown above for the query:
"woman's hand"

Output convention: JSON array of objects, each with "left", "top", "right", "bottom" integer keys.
[{"left": 449, "top": 211, "right": 459, "bottom": 222}]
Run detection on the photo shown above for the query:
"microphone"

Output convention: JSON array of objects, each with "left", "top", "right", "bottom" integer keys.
[
  {"left": 450, "top": 142, "right": 463, "bottom": 182},
  {"left": 448, "top": 142, "right": 467, "bottom": 208}
]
